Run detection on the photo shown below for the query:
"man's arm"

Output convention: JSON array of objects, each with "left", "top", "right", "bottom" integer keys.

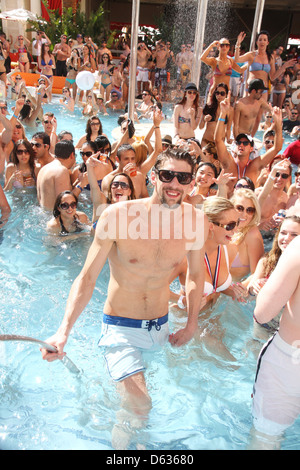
[
  {"left": 233, "top": 101, "right": 242, "bottom": 139},
  {"left": 0, "top": 184, "right": 11, "bottom": 225},
  {"left": 41, "top": 208, "right": 115, "bottom": 361},
  {"left": 169, "top": 211, "right": 209, "bottom": 346},
  {"left": 214, "top": 92, "right": 236, "bottom": 173},
  {"left": 254, "top": 236, "right": 300, "bottom": 324},
  {"left": 256, "top": 107, "right": 283, "bottom": 169}
]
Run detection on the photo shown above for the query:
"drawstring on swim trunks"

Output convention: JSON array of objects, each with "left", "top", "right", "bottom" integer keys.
[{"left": 146, "top": 320, "right": 161, "bottom": 331}]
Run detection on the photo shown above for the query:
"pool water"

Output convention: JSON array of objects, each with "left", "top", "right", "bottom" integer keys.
[{"left": 0, "top": 98, "right": 299, "bottom": 450}]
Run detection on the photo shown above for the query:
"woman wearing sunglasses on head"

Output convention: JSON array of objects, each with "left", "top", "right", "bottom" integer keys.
[
  {"left": 200, "top": 37, "right": 246, "bottom": 103},
  {"left": 199, "top": 83, "right": 233, "bottom": 147},
  {"left": 47, "top": 190, "right": 90, "bottom": 236},
  {"left": 228, "top": 189, "right": 264, "bottom": 282},
  {"left": 173, "top": 82, "right": 202, "bottom": 142}
]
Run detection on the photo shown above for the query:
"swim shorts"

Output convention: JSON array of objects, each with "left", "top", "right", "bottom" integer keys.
[
  {"left": 155, "top": 68, "right": 167, "bottom": 88},
  {"left": 98, "top": 313, "right": 169, "bottom": 382},
  {"left": 137, "top": 66, "right": 149, "bottom": 82},
  {"left": 252, "top": 332, "right": 300, "bottom": 436}
]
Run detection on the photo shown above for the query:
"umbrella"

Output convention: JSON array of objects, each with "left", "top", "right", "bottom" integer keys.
[{"left": 0, "top": 8, "right": 39, "bottom": 22}]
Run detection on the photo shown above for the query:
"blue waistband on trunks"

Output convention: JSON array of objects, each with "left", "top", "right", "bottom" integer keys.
[{"left": 102, "top": 313, "right": 168, "bottom": 331}]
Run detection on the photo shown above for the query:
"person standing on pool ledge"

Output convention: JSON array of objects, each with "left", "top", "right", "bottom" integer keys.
[{"left": 41, "top": 148, "right": 208, "bottom": 424}]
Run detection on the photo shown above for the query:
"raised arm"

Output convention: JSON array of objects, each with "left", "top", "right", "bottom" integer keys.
[
  {"left": 139, "top": 109, "right": 163, "bottom": 175},
  {"left": 200, "top": 41, "right": 218, "bottom": 67},
  {"left": 256, "top": 107, "right": 283, "bottom": 169},
  {"left": 214, "top": 91, "right": 236, "bottom": 173}
]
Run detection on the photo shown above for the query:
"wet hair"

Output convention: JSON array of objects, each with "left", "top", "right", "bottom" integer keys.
[
  {"left": 262, "top": 215, "right": 300, "bottom": 277},
  {"left": 12, "top": 139, "right": 36, "bottom": 176},
  {"left": 203, "top": 196, "right": 235, "bottom": 224},
  {"left": 197, "top": 161, "right": 218, "bottom": 179},
  {"left": 264, "top": 129, "right": 275, "bottom": 140},
  {"left": 85, "top": 115, "right": 103, "bottom": 140},
  {"left": 107, "top": 173, "right": 136, "bottom": 204},
  {"left": 203, "top": 83, "right": 228, "bottom": 121},
  {"left": 32, "top": 131, "right": 50, "bottom": 146},
  {"left": 154, "top": 147, "right": 197, "bottom": 175},
  {"left": 230, "top": 188, "right": 261, "bottom": 243},
  {"left": 82, "top": 140, "right": 98, "bottom": 152},
  {"left": 19, "top": 103, "right": 31, "bottom": 120},
  {"left": 94, "top": 135, "right": 111, "bottom": 154},
  {"left": 234, "top": 176, "right": 255, "bottom": 191},
  {"left": 203, "top": 142, "right": 217, "bottom": 159},
  {"left": 55, "top": 140, "right": 75, "bottom": 160},
  {"left": 53, "top": 190, "right": 78, "bottom": 218},
  {"left": 57, "top": 130, "right": 73, "bottom": 142}
]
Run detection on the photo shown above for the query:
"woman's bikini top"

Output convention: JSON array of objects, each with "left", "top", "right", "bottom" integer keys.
[
  {"left": 41, "top": 58, "right": 53, "bottom": 67},
  {"left": 249, "top": 53, "right": 271, "bottom": 74},
  {"left": 214, "top": 62, "right": 232, "bottom": 77},
  {"left": 231, "top": 252, "right": 250, "bottom": 269},
  {"left": 59, "top": 214, "right": 85, "bottom": 236},
  {"left": 178, "top": 115, "right": 191, "bottom": 124},
  {"left": 204, "top": 244, "right": 232, "bottom": 295}
]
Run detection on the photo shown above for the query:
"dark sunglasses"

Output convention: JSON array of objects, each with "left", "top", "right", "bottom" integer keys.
[
  {"left": 295, "top": 172, "right": 300, "bottom": 177},
  {"left": 90, "top": 121, "right": 100, "bottom": 125},
  {"left": 15, "top": 124, "right": 22, "bottom": 129},
  {"left": 235, "top": 205, "right": 256, "bottom": 215},
  {"left": 30, "top": 142, "right": 42, "bottom": 148},
  {"left": 187, "top": 90, "right": 197, "bottom": 95},
  {"left": 155, "top": 169, "right": 193, "bottom": 185},
  {"left": 275, "top": 172, "right": 289, "bottom": 179},
  {"left": 220, "top": 43, "right": 230, "bottom": 47},
  {"left": 111, "top": 181, "right": 130, "bottom": 190},
  {"left": 0, "top": 105, "right": 7, "bottom": 110},
  {"left": 15, "top": 77, "right": 22, "bottom": 80},
  {"left": 43, "top": 120, "right": 52, "bottom": 125},
  {"left": 80, "top": 151, "right": 93, "bottom": 157},
  {"left": 60, "top": 202, "right": 77, "bottom": 210},
  {"left": 236, "top": 140, "right": 250, "bottom": 146},
  {"left": 264, "top": 140, "right": 274, "bottom": 145},
  {"left": 235, "top": 183, "right": 250, "bottom": 189},
  {"left": 16, "top": 149, "right": 29, "bottom": 155},
  {"left": 213, "top": 220, "right": 239, "bottom": 231},
  {"left": 215, "top": 91, "right": 226, "bottom": 96}
]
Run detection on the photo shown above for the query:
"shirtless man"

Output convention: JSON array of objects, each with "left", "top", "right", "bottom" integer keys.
[
  {"left": 175, "top": 45, "right": 186, "bottom": 81},
  {"left": 154, "top": 41, "right": 170, "bottom": 99},
  {"left": 250, "top": 235, "right": 300, "bottom": 449},
  {"left": 105, "top": 90, "right": 125, "bottom": 111},
  {"left": 287, "top": 165, "right": 300, "bottom": 211},
  {"left": 256, "top": 158, "right": 291, "bottom": 231},
  {"left": 30, "top": 132, "right": 54, "bottom": 168},
  {"left": 233, "top": 79, "right": 272, "bottom": 138},
  {"left": 136, "top": 90, "right": 153, "bottom": 118},
  {"left": 101, "top": 144, "right": 148, "bottom": 199},
  {"left": 41, "top": 148, "right": 208, "bottom": 446},
  {"left": 136, "top": 42, "right": 151, "bottom": 95},
  {"left": 53, "top": 34, "right": 71, "bottom": 77},
  {"left": 214, "top": 92, "right": 283, "bottom": 191},
  {"left": 37, "top": 140, "right": 82, "bottom": 210}
]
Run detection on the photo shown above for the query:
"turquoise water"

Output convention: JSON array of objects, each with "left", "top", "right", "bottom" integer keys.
[{"left": 0, "top": 98, "right": 299, "bottom": 450}]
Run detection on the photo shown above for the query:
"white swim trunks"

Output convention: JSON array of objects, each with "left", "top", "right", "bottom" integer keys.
[
  {"left": 137, "top": 66, "right": 149, "bottom": 82},
  {"left": 252, "top": 332, "right": 300, "bottom": 436},
  {"left": 98, "top": 313, "right": 169, "bottom": 382}
]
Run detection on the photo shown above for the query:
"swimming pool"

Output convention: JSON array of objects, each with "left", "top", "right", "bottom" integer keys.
[{"left": 0, "top": 98, "right": 299, "bottom": 450}]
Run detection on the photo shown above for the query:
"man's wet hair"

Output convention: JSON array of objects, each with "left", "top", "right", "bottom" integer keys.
[
  {"left": 55, "top": 140, "right": 75, "bottom": 160},
  {"left": 117, "top": 144, "right": 135, "bottom": 159},
  {"left": 32, "top": 131, "right": 50, "bottom": 146},
  {"left": 154, "top": 147, "right": 197, "bottom": 175}
]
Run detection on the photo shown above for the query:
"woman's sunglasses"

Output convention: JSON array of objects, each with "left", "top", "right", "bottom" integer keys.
[
  {"left": 235, "top": 205, "right": 256, "bottom": 215},
  {"left": 235, "top": 183, "right": 250, "bottom": 189},
  {"left": 16, "top": 149, "right": 29, "bottom": 156},
  {"left": 111, "top": 181, "right": 130, "bottom": 190},
  {"left": 60, "top": 202, "right": 77, "bottom": 210},
  {"left": 80, "top": 151, "right": 93, "bottom": 158},
  {"left": 213, "top": 220, "right": 239, "bottom": 231},
  {"left": 155, "top": 169, "right": 193, "bottom": 185},
  {"left": 215, "top": 91, "right": 226, "bottom": 96}
]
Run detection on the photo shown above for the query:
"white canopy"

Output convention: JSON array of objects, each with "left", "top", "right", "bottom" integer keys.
[{"left": 0, "top": 9, "right": 39, "bottom": 22}]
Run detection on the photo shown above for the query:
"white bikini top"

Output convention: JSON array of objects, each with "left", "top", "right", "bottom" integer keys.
[{"left": 204, "top": 245, "right": 232, "bottom": 296}]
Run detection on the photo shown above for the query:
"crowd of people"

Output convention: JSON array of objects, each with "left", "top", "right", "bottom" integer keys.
[{"left": 0, "top": 26, "right": 300, "bottom": 450}]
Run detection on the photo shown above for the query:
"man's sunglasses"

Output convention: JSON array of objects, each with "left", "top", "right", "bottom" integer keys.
[
  {"left": 275, "top": 172, "right": 289, "bottom": 179},
  {"left": 155, "top": 169, "right": 193, "bottom": 185},
  {"left": 30, "top": 142, "right": 42, "bottom": 148},
  {"left": 60, "top": 202, "right": 77, "bottom": 210},
  {"left": 213, "top": 220, "right": 239, "bottom": 231},
  {"left": 236, "top": 140, "right": 251, "bottom": 146}
]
